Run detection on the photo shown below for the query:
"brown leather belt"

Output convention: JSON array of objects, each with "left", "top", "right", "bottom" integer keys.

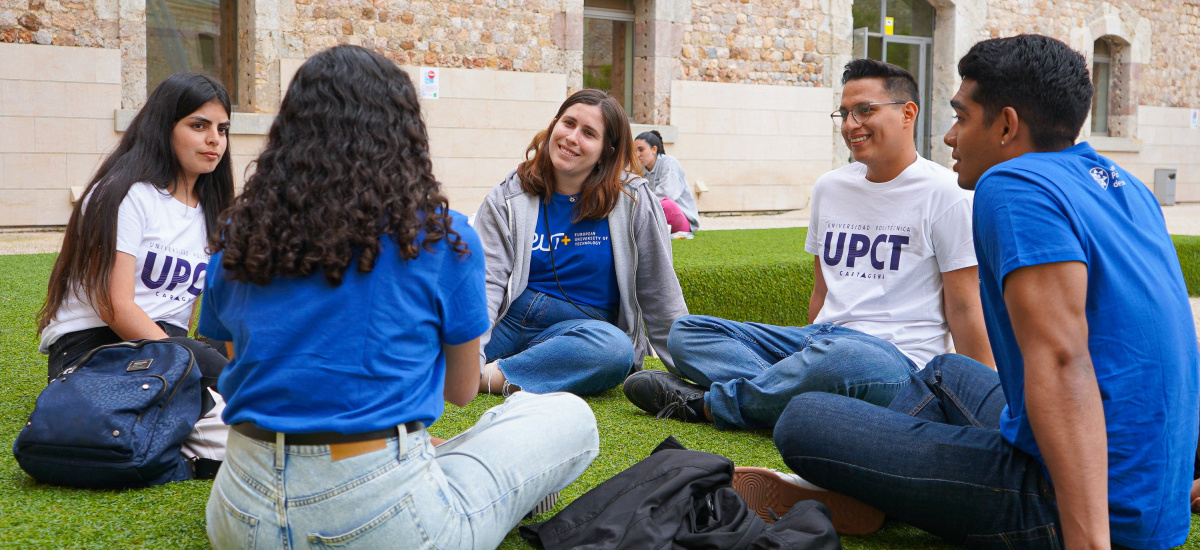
[{"left": 232, "top": 421, "right": 423, "bottom": 462}]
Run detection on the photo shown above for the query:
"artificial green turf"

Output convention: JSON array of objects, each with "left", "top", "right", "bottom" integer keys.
[{"left": 2, "top": 236, "right": 1199, "bottom": 549}]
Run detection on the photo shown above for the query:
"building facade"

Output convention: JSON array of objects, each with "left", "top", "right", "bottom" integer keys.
[{"left": 1, "top": 0, "right": 1198, "bottom": 226}]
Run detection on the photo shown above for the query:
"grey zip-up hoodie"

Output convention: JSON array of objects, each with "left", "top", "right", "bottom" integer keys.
[{"left": 474, "top": 169, "right": 689, "bottom": 372}]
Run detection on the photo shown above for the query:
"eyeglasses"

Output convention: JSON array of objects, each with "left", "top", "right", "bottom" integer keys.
[{"left": 830, "top": 101, "right": 908, "bottom": 127}]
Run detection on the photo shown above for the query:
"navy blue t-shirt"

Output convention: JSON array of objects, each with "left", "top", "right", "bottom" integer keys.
[
  {"left": 198, "top": 213, "right": 489, "bottom": 433},
  {"left": 527, "top": 192, "right": 620, "bottom": 312},
  {"left": 973, "top": 143, "right": 1199, "bottom": 549}
]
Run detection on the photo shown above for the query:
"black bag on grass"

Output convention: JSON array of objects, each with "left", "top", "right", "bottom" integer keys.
[{"left": 13, "top": 340, "right": 203, "bottom": 489}]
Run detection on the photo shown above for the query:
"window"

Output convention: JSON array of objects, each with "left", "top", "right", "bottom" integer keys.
[
  {"left": 1091, "top": 38, "right": 1112, "bottom": 136},
  {"left": 583, "top": 0, "right": 634, "bottom": 115},
  {"left": 146, "top": 0, "right": 238, "bottom": 105}
]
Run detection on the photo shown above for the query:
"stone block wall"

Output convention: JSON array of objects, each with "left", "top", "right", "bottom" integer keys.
[
  {"left": 0, "top": 0, "right": 120, "bottom": 47},
  {"left": 678, "top": 0, "right": 831, "bottom": 87},
  {"left": 281, "top": 0, "right": 568, "bottom": 74},
  {"left": 982, "top": 0, "right": 1200, "bottom": 109}
]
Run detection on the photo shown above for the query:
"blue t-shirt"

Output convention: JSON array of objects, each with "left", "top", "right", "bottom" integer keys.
[
  {"left": 197, "top": 213, "right": 489, "bottom": 434},
  {"left": 526, "top": 192, "right": 620, "bottom": 312},
  {"left": 973, "top": 143, "right": 1199, "bottom": 549}
]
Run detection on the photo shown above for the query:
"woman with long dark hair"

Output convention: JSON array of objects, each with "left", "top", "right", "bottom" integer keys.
[
  {"left": 37, "top": 71, "right": 234, "bottom": 466},
  {"left": 634, "top": 129, "right": 700, "bottom": 237},
  {"left": 201, "top": 45, "right": 598, "bottom": 550},
  {"left": 474, "top": 89, "right": 689, "bottom": 396}
]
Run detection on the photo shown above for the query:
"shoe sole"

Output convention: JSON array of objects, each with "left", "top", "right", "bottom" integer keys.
[{"left": 732, "top": 467, "right": 884, "bottom": 536}]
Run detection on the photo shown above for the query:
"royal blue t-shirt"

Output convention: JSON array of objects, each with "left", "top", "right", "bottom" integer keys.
[
  {"left": 198, "top": 213, "right": 489, "bottom": 433},
  {"left": 526, "top": 192, "right": 620, "bottom": 312},
  {"left": 973, "top": 143, "right": 1199, "bottom": 549}
]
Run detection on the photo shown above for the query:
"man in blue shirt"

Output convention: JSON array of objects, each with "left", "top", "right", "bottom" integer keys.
[{"left": 773, "top": 34, "right": 1198, "bottom": 549}]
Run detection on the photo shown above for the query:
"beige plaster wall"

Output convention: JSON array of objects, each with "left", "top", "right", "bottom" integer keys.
[
  {"left": 0, "top": 42, "right": 121, "bottom": 226},
  {"left": 669, "top": 79, "right": 833, "bottom": 212},
  {"left": 412, "top": 66, "right": 567, "bottom": 214},
  {"left": 1102, "top": 106, "right": 1200, "bottom": 203}
]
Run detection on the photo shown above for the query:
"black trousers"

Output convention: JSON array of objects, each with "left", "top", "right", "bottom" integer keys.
[{"left": 46, "top": 322, "right": 228, "bottom": 394}]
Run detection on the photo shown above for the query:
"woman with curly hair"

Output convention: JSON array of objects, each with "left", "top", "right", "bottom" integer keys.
[
  {"left": 200, "top": 45, "right": 598, "bottom": 550},
  {"left": 474, "top": 89, "right": 689, "bottom": 396},
  {"left": 37, "top": 71, "right": 234, "bottom": 467}
]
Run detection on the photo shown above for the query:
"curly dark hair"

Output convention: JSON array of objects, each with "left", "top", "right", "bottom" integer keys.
[
  {"left": 215, "top": 45, "right": 465, "bottom": 286},
  {"left": 958, "top": 34, "right": 1092, "bottom": 151}
]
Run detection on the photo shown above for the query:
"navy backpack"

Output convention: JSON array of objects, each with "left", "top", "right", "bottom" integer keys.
[{"left": 14, "top": 340, "right": 203, "bottom": 489}]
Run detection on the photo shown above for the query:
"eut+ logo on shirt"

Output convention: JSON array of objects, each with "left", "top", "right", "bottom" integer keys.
[
  {"left": 822, "top": 222, "right": 910, "bottom": 279},
  {"left": 533, "top": 232, "right": 568, "bottom": 251}
]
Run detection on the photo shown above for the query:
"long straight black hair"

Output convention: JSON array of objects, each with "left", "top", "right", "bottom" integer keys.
[{"left": 38, "top": 72, "right": 234, "bottom": 332}]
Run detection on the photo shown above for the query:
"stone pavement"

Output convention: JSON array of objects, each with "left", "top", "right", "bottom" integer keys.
[{"left": 4, "top": 203, "right": 1200, "bottom": 331}]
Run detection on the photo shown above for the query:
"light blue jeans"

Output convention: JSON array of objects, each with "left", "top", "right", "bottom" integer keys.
[
  {"left": 206, "top": 392, "right": 599, "bottom": 550},
  {"left": 668, "top": 315, "right": 918, "bottom": 430},
  {"left": 485, "top": 290, "right": 633, "bottom": 395}
]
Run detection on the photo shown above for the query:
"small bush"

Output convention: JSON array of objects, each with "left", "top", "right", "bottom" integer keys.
[{"left": 1173, "top": 235, "right": 1200, "bottom": 297}]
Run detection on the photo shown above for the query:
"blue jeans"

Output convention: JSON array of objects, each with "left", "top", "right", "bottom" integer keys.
[
  {"left": 667, "top": 315, "right": 917, "bottom": 430},
  {"left": 206, "top": 392, "right": 599, "bottom": 550},
  {"left": 485, "top": 290, "right": 633, "bottom": 395},
  {"left": 775, "top": 354, "right": 1064, "bottom": 549}
]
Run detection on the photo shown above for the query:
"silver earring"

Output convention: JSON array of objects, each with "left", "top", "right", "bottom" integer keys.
[{"left": 1000, "top": 140, "right": 1005, "bottom": 146}]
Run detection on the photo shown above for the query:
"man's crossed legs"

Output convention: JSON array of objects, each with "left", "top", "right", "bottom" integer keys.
[
  {"left": 625, "top": 314, "right": 916, "bottom": 430},
  {"left": 775, "top": 354, "right": 1067, "bottom": 548}
]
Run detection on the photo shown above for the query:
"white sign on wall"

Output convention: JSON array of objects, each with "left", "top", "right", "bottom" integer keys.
[
  {"left": 1191, "top": 109, "right": 1198, "bottom": 130},
  {"left": 420, "top": 68, "right": 440, "bottom": 99}
]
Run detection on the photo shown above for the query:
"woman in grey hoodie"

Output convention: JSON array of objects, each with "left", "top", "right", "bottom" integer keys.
[{"left": 474, "top": 90, "right": 689, "bottom": 396}]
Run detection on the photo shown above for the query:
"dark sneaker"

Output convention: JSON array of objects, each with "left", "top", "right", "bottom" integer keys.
[
  {"left": 732, "top": 466, "right": 884, "bottom": 535},
  {"left": 622, "top": 370, "right": 707, "bottom": 422}
]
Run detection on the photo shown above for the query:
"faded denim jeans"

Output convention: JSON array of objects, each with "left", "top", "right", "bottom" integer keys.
[
  {"left": 668, "top": 315, "right": 918, "bottom": 430},
  {"left": 206, "top": 392, "right": 599, "bottom": 550},
  {"left": 485, "top": 289, "right": 633, "bottom": 395}
]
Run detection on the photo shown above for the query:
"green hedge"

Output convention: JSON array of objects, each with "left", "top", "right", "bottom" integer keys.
[
  {"left": 673, "top": 229, "right": 1200, "bottom": 324},
  {"left": 1173, "top": 235, "right": 1200, "bottom": 297},
  {"left": 672, "top": 227, "right": 814, "bottom": 326}
]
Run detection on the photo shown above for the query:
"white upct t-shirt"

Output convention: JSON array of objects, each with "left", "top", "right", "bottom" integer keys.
[
  {"left": 804, "top": 156, "right": 976, "bottom": 367},
  {"left": 39, "top": 182, "right": 210, "bottom": 353}
]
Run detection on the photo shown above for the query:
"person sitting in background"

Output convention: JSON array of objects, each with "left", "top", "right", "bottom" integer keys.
[
  {"left": 634, "top": 130, "right": 700, "bottom": 238},
  {"left": 200, "top": 45, "right": 599, "bottom": 550}
]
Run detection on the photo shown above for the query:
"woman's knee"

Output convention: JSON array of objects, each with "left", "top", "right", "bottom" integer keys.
[{"left": 571, "top": 322, "right": 634, "bottom": 365}]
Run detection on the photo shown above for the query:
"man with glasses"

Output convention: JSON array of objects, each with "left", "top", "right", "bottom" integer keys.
[
  {"left": 773, "top": 35, "right": 1197, "bottom": 549},
  {"left": 624, "top": 58, "right": 993, "bottom": 439}
]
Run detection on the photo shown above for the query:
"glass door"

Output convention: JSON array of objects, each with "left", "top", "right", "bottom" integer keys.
[{"left": 852, "top": 0, "right": 935, "bottom": 157}]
